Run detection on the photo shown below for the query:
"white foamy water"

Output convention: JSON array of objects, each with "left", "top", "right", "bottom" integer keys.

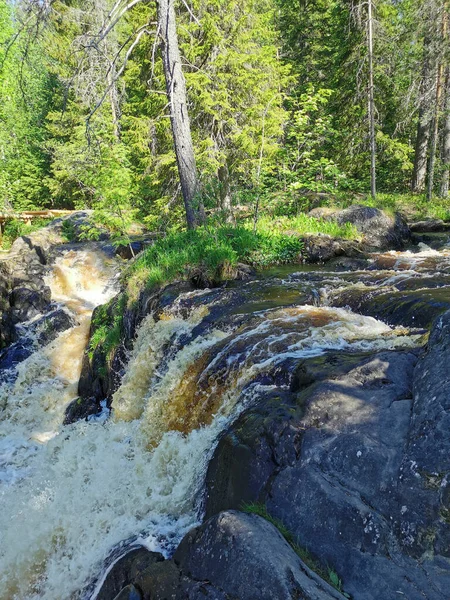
[{"left": 0, "top": 250, "right": 423, "bottom": 600}]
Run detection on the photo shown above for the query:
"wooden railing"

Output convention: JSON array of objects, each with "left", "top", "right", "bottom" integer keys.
[{"left": 0, "top": 210, "right": 78, "bottom": 225}]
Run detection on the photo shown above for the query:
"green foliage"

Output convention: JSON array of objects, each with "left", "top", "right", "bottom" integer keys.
[
  {"left": 255, "top": 214, "right": 360, "bottom": 240},
  {"left": 89, "top": 294, "right": 128, "bottom": 360},
  {"left": 332, "top": 193, "right": 450, "bottom": 222},
  {"left": 0, "top": 218, "right": 53, "bottom": 249},
  {"left": 243, "top": 503, "right": 350, "bottom": 597},
  {"left": 125, "top": 213, "right": 360, "bottom": 298},
  {"left": 2, "top": 0, "right": 450, "bottom": 227}
]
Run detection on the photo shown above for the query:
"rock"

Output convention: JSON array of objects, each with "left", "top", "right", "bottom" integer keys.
[
  {"left": 205, "top": 351, "right": 374, "bottom": 519},
  {"left": 396, "top": 309, "right": 450, "bottom": 559},
  {"left": 115, "top": 241, "right": 146, "bottom": 260},
  {"left": 63, "top": 397, "right": 103, "bottom": 425},
  {"left": 113, "top": 585, "right": 142, "bottom": 600},
  {"left": 326, "top": 256, "right": 370, "bottom": 271},
  {"left": 309, "top": 204, "right": 410, "bottom": 249},
  {"left": 410, "top": 219, "right": 450, "bottom": 233},
  {"left": 303, "top": 234, "right": 361, "bottom": 263},
  {"left": 134, "top": 512, "right": 346, "bottom": 600},
  {"left": 9, "top": 286, "right": 52, "bottom": 323},
  {"left": 96, "top": 547, "right": 164, "bottom": 600},
  {"left": 329, "top": 284, "right": 450, "bottom": 328},
  {"left": 172, "top": 511, "right": 346, "bottom": 600},
  {"left": 205, "top": 350, "right": 450, "bottom": 599}
]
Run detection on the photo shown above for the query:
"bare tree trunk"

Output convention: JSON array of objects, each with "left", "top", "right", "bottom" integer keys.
[
  {"left": 412, "top": 35, "right": 434, "bottom": 193},
  {"left": 107, "top": 62, "right": 122, "bottom": 142},
  {"left": 367, "top": 0, "right": 376, "bottom": 199},
  {"left": 99, "top": 0, "right": 122, "bottom": 142},
  {"left": 440, "top": 71, "right": 450, "bottom": 197},
  {"left": 427, "top": 8, "right": 447, "bottom": 202},
  {"left": 157, "top": 0, "right": 204, "bottom": 230},
  {"left": 218, "top": 163, "right": 234, "bottom": 223}
]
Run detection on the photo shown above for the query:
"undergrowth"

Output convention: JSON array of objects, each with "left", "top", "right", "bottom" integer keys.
[
  {"left": 243, "top": 502, "right": 350, "bottom": 597},
  {"left": 88, "top": 293, "right": 128, "bottom": 360},
  {"left": 125, "top": 225, "right": 303, "bottom": 300},
  {"left": 328, "top": 192, "right": 450, "bottom": 222},
  {"left": 124, "top": 217, "right": 359, "bottom": 301},
  {"left": 0, "top": 218, "right": 53, "bottom": 249}
]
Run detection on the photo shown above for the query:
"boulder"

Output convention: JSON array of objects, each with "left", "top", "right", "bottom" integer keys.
[
  {"left": 302, "top": 234, "right": 361, "bottom": 263},
  {"left": 63, "top": 397, "right": 103, "bottom": 425},
  {"left": 309, "top": 204, "right": 410, "bottom": 249},
  {"left": 96, "top": 547, "right": 163, "bottom": 600},
  {"left": 409, "top": 219, "right": 450, "bottom": 233},
  {"left": 134, "top": 511, "right": 346, "bottom": 600},
  {"left": 205, "top": 349, "right": 450, "bottom": 599},
  {"left": 113, "top": 585, "right": 142, "bottom": 600}
]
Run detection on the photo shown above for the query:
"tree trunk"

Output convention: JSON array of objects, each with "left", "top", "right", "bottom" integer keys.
[
  {"left": 427, "top": 8, "right": 447, "bottom": 202},
  {"left": 440, "top": 71, "right": 450, "bottom": 197},
  {"left": 411, "top": 36, "right": 434, "bottom": 193},
  {"left": 157, "top": 0, "right": 204, "bottom": 229},
  {"left": 107, "top": 64, "right": 122, "bottom": 142},
  {"left": 218, "top": 163, "right": 234, "bottom": 223},
  {"left": 367, "top": 0, "right": 376, "bottom": 199}
]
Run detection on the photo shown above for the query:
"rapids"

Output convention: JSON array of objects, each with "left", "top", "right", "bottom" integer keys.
[{"left": 1, "top": 234, "right": 450, "bottom": 599}]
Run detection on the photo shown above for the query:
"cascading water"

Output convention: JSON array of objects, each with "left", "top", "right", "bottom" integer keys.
[{"left": 2, "top": 238, "right": 448, "bottom": 600}]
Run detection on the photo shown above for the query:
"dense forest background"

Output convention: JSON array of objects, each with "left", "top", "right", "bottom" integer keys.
[{"left": 1, "top": 0, "right": 449, "bottom": 232}]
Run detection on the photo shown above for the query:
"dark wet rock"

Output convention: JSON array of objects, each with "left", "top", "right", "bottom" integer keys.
[
  {"left": 63, "top": 397, "right": 102, "bottom": 425},
  {"left": 0, "top": 309, "right": 74, "bottom": 381},
  {"left": 309, "top": 204, "right": 410, "bottom": 249},
  {"left": 134, "top": 560, "right": 227, "bottom": 600},
  {"left": 96, "top": 547, "right": 163, "bottom": 600},
  {"left": 205, "top": 351, "right": 382, "bottom": 519},
  {"left": 326, "top": 256, "right": 370, "bottom": 271},
  {"left": 32, "top": 308, "right": 75, "bottom": 346},
  {"left": 173, "top": 511, "right": 346, "bottom": 600},
  {"left": 9, "top": 286, "right": 52, "bottom": 322},
  {"left": 205, "top": 350, "right": 450, "bottom": 599},
  {"left": 0, "top": 339, "right": 34, "bottom": 377},
  {"left": 113, "top": 585, "right": 142, "bottom": 600},
  {"left": 134, "top": 511, "right": 345, "bottom": 600},
  {"left": 0, "top": 212, "right": 101, "bottom": 349},
  {"left": 409, "top": 219, "right": 450, "bottom": 233},
  {"left": 330, "top": 284, "right": 450, "bottom": 328},
  {"left": 115, "top": 241, "right": 147, "bottom": 260},
  {"left": 396, "top": 309, "right": 450, "bottom": 560}
]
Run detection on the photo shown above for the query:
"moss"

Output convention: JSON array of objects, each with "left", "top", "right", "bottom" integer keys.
[
  {"left": 243, "top": 503, "right": 350, "bottom": 597},
  {"left": 88, "top": 293, "right": 127, "bottom": 361}
]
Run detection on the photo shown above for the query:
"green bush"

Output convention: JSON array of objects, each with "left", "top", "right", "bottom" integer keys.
[{"left": 1, "top": 218, "right": 53, "bottom": 249}]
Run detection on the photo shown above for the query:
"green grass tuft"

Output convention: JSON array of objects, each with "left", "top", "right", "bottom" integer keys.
[
  {"left": 124, "top": 217, "right": 360, "bottom": 299},
  {"left": 88, "top": 294, "right": 127, "bottom": 360},
  {"left": 0, "top": 218, "right": 54, "bottom": 250}
]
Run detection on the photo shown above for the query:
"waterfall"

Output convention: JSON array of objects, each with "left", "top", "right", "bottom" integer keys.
[{"left": 0, "top": 245, "right": 427, "bottom": 600}]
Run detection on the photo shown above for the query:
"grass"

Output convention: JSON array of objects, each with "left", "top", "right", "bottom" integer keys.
[
  {"left": 329, "top": 192, "right": 450, "bottom": 222},
  {"left": 124, "top": 217, "right": 360, "bottom": 301},
  {"left": 254, "top": 214, "right": 359, "bottom": 239},
  {"left": 243, "top": 502, "right": 350, "bottom": 597},
  {"left": 0, "top": 218, "right": 54, "bottom": 250},
  {"left": 88, "top": 293, "right": 128, "bottom": 360}
]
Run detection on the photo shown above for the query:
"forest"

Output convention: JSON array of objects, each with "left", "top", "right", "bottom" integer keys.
[
  {"left": 3, "top": 3, "right": 450, "bottom": 600},
  {"left": 1, "top": 0, "right": 450, "bottom": 239}
]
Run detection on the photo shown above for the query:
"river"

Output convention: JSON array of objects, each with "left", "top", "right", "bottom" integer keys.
[{"left": 1, "top": 234, "right": 449, "bottom": 599}]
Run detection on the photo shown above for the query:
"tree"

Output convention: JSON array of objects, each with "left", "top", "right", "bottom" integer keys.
[
  {"left": 367, "top": 0, "right": 376, "bottom": 198},
  {"left": 157, "top": 0, "right": 204, "bottom": 229}
]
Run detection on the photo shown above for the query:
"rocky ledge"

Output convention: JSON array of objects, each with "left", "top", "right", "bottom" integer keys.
[{"left": 96, "top": 308, "right": 450, "bottom": 600}]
